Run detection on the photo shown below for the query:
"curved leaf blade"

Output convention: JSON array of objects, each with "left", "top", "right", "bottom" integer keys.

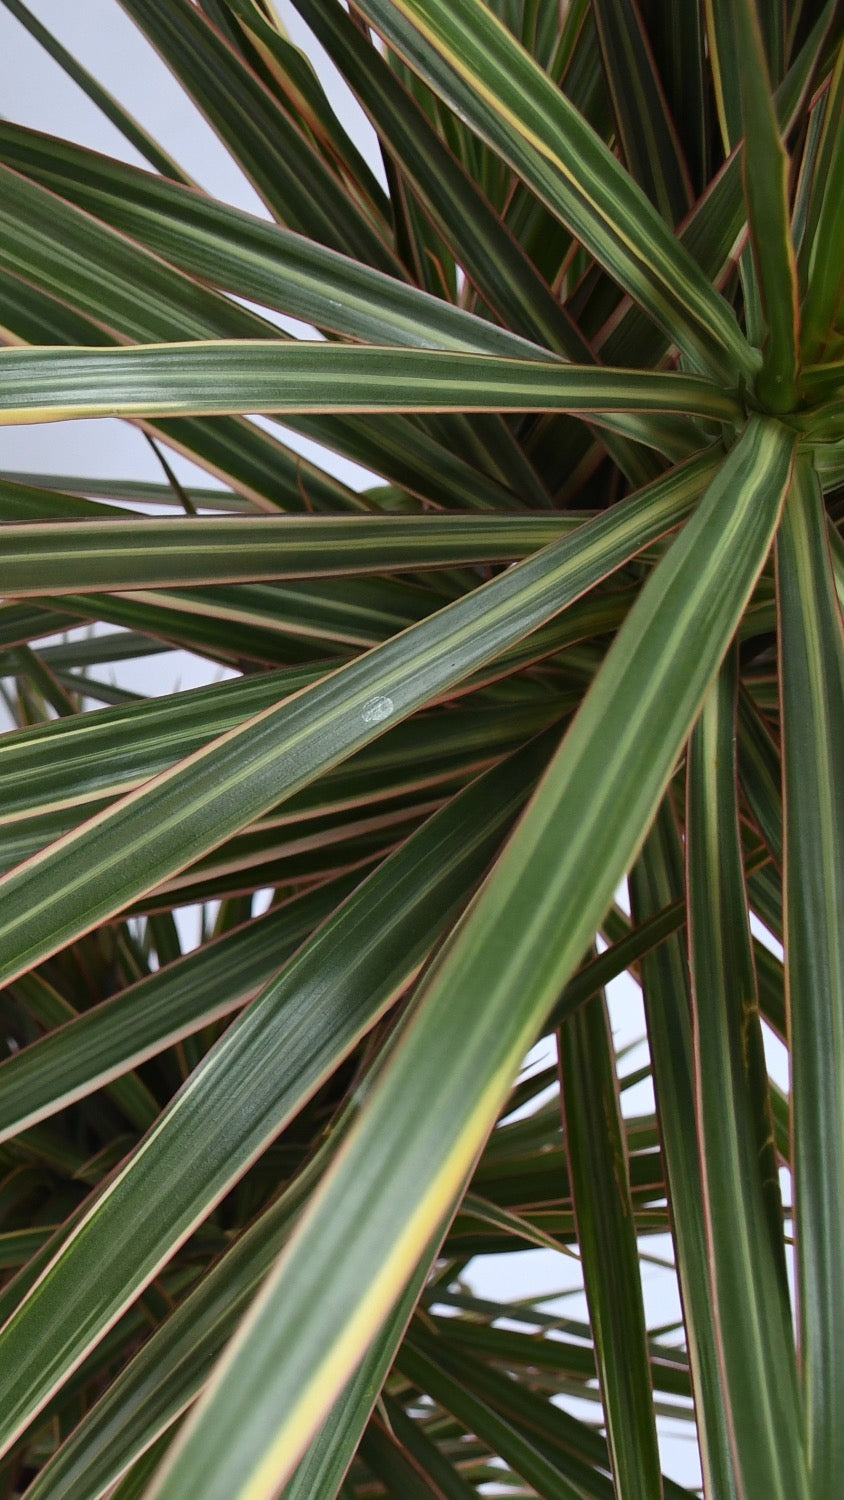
[
  {"left": 0, "top": 878, "right": 355, "bottom": 1142},
  {"left": 0, "top": 340, "right": 742, "bottom": 425},
  {"left": 117, "top": 0, "right": 399, "bottom": 273},
  {"left": 0, "top": 0, "right": 189, "bottom": 180}
]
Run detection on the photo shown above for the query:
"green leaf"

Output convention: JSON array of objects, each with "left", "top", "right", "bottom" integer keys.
[
  {"left": 118, "top": 0, "right": 400, "bottom": 273},
  {"left": 18, "top": 1147, "right": 330, "bottom": 1500},
  {"left": 0, "top": 1227, "right": 55, "bottom": 1269},
  {"left": 108, "top": 1431, "right": 180, "bottom": 1500},
  {"left": 0, "top": 471, "right": 248, "bottom": 512},
  {"left": 225, "top": 0, "right": 584, "bottom": 360},
  {"left": 591, "top": 0, "right": 692, "bottom": 224},
  {"left": 0, "top": 101, "right": 568, "bottom": 505},
  {"left": 376, "top": 1395, "right": 478, "bottom": 1500},
  {"left": 428, "top": 1307, "right": 693, "bottom": 1402},
  {"left": 0, "top": 340, "right": 742, "bottom": 427},
  {"left": 723, "top": 0, "right": 800, "bottom": 410},
  {"left": 625, "top": 806, "right": 741, "bottom": 1500},
  {"left": 0, "top": 159, "right": 271, "bottom": 344},
  {"left": 359, "top": 1415, "right": 460, "bottom": 1498},
  {"left": 210, "top": 0, "right": 389, "bottom": 219},
  {"left": 0, "top": 742, "right": 547, "bottom": 1460},
  {"left": 602, "top": 0, "right": 835, "bottom": 371},
  {"left": 456, "top": 1191, "right": 570, "bottom": 1256},
  {"left": 777, "top": 456, "right": 844, "bottom": 1498},
  {"left": 798, "top": 41, "right": 844, "bottom": 361},
  {"left": 738, "top": 685, "right": 784, "bottom": 866},
  {"left": 0, "top": 472, "right": 129, "bottom": 521},
  {"left": 0, "top": 665, "right": 321, "bottom": 822},
  {"left": 0, "top": 602, "right": 82, "bottom": 652},
  {"left": 0, "top": 512, "right": 577, "bottom": 597},
  {"left": 398, "top": 1331, "right": 592, "bottom": 1500},
  {"left": 0, "top": 451, "right": 713, "bottom": 989},
  {"left": 686, "top": 651, "right": 808, "bottom": 1500},
  {"left": 0, "top": 878, "right": 354, "bottom": 1141},
  {"left": 799, "top": 358, "right": 844, "bottom": 404},
  {"left": 0, "top": 169, "right": 518, "bottom": 515},
  {"left": 0, "top": 128, "right": 562, "bottom": 360},
  {"left": 2, "top": 6, "right": 840, "bottom": 1490},
  {"left": 558, "top": 990, "right": 664, "bottom": 1500},
  {"left": 0, "top": 262, "right": 368, "bottom": 515},
  {"left": 353, "top": 0, "right": 756, "bottom": 381},
  {"left": 402, "top": 1324, "right": 694, "bottom": 1500},
  {"left": 142, "top": 418, "right": 790, "bottom": 1500},
  {"left": 23, "top": 1123, "right": 447, "bottom": 1500},
  {"left": 281, "top": 1230, "right": 450, "bottom": 1500},
  {"left": 0, "top": 685, "right": 554, "bottom": 843},
  {"left": 643, "top": 0, "right": 709, "bottom": 193}
]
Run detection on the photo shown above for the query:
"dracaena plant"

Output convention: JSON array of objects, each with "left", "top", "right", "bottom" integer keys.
[{"left": 0, "top": 0, "right": 841, "bottom": 1496}]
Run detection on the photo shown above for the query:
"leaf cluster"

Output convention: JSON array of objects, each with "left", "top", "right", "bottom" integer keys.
[{"left": 0, "top": 2, "right": 841, "bottom": 1498}]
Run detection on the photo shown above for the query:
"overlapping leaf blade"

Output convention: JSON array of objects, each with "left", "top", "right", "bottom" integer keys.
[
  {"left": 0, "top": 452, "right": 713, "bottom": 988},
  {"left": 778, "top": 457, "right": 844, "bottom": 1498},
  {"left": 0, "top": 341, "right": 741, "bottom": 426},
  {"left": 142, "top": 418, "right": 791, "bottom": 1500},
  {"left": 687, "top": 652, "right": 807, "bottom": 1499},
  {"left": 354, "top": 0, "right": 756, "bottom": 380},
  {"left": 0, "top": 512, "right": 575, "bottom": 596},
  {"left": 0, "top": 4, "right": 839, "bottom": 1494},
  {"left": 0, "top": 743, "right": 550, "bottom": 1459},
  {"left": 558, "top": 992, "right": 664, "bottom": 1500}
]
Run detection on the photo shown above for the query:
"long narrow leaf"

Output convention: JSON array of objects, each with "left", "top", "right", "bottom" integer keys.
[
  {"left": 777, "top": 455, "right": 844, "bottom": 1498},
  {"left": 19, "top": 1145, "right": 334, "bottom": 1500},
  {"left": 398, "top": 1334, "right": 589, "bottom": 1499},
  {"left": 798, "top": 42, "right": 844, "bottom": 361},
  {"left": 0, "top": 172, "right": 522, "bottom": 514},
  {"left": 0, "top": 450, "right": 716, "bottom": 990},
  {"left": 630, "top": 805, "right": 741, "bottom": 1500},
  {"left": 591, "top": 0, "right": 691, "bottom": 224},
  {"left": 0, "top": 512, "right": 574, "bottom": 597},
  {"left": 0, "top": 341, "right": 741, "bottom": 426},
  {"left": 0, "top": 665, "right": 320, "bottom": 821},
  {"left": 228, "top": 0, "right": 586, "bottom": 360},
  {"left": 0, "top": 129, "right": 561, "bottom": 359},
  {"left": 354, "top": 0, "right": 756, "bottom": 380},
  {"left": 280, "top": 1226, "right": 452, "bottom": 1500},
  {"left": 376, "top": 1396, "right": 479, "bottom": 1500},
  {"left": 724, "top": 0, "right": 800, "bottom": 409},
  {"left": 403, "top": 1325, "right": 692, "bottom": 1500},
  {"left": 143, "top": 417, "right": 792, "bottom": 1500},
  {"left": 0, "top": 877, "right": 356, "bottom": 1141},
  {"left": 118, "top": 0, "right": 400, "bottom": 273},
  {"left": 0, "top": 742, "right": 548, "bottom": 1459},
  {"left": 687, "top": 654, "right": 808, "bottom": 1499},
  {"left": 558, "top": 991, "right": 664, "bottom": 1499},
  {"left": 602, "top": 1, "right": 835, "bottom": 372}
]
